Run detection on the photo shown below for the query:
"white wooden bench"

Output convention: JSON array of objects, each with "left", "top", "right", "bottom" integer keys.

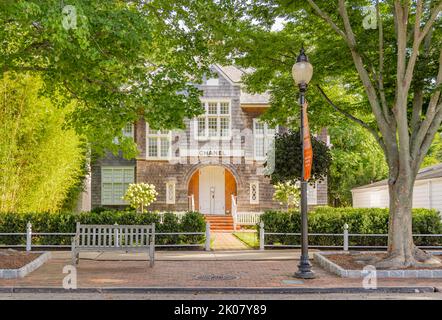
[{"left": 71, "top": 223, "right": 155, "bottom": 267}]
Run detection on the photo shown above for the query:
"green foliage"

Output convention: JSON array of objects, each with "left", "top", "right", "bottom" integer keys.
[
  {"left": 180, "top": 211, "right": 207, "bottom": 244},
  {"left": 272, "top": 181, "right": 300, "bottom": 210},
  {"left": 123, "top": 183, "right": 158, "bottom": 212},
  {"left": 211, "top": 1, "right": 442, "bottom": 215},
  {"left": 0, "top": 73, "right": 85, "bottom": 213},
  {"left": 421, "top": 133, "right": 442, "bottom": 168},
  {"left": 0, "top": 0, "right": 230, "bottom": 158},
  {"left": 60, "top": 144, "right": 89, "bottom": 211},
  {"left": 328, "top": 123, "right": 389, "bottom": 206},
  {"left": 0, "top": 211, "right": 206, "bottom": 246},
  {"left": 269, "top": 130, "right": 331, "bottom": 184},
  {"left": 258, "top": 207, "right": 442, "bottom": 247}
]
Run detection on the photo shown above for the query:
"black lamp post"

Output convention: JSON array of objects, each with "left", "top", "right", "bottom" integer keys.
[{"left": 292, "top": 47, "right": 315, "bottom": 279}]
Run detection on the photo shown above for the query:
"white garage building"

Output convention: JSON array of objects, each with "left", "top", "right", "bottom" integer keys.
[{"left": 352, "top": 163, "right": 442, "bottom": 213}]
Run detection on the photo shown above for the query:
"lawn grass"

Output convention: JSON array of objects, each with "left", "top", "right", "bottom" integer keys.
[{"left": 233, "top": 231, "right": 259, "bottom": 248}]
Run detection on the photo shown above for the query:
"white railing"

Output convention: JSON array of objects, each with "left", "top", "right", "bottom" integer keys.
[
  {"left": 231, "top": 194, "right": 238, "bottom": 230},
  {"left": 188, "top": 194, "right": 195, "bottom": 212},
  {"left": 258, "top": 222, "right": 442, "bottom": 250},
  {"left": 236, "top": 212, "right": 263, "bottom": 225}
]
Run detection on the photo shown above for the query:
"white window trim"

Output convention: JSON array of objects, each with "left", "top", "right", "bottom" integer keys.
[
  {"left": 250, "top": 181, "right": 260, "bottom": 204},
  {"left": 166, "top": 181, "right": 176, "bottom": 204},
  {"left": 194, "top": 99, "right": 232, "bottom": 141},
  {"left": 146, "top": 124, "right": 172, "bottom": 160},
  {"left": 113, "top": 123, "right": 134, "bottom": 144},
  {"left": 122, "top": 123, "right": 134, "bottom": 138},
  {"left": 101, "top": 166, "right": 134, "bottom": 205},
  {"left": 253, "top": 119, "right": 277, "bottom": 161}
]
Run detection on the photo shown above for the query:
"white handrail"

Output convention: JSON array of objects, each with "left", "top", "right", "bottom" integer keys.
[
  {"left": 231, "top": 194, "right": 237, "bottom": 231},
  {"left": 188, "top": 194, "right": 195, "bottom": 212}
]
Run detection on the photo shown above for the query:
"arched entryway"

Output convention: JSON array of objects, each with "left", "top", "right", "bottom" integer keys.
[{"left": 188, "top": 165, "right": 237, "bottom": 215}]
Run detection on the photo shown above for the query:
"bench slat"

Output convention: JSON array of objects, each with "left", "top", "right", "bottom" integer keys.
[
  {"left": 86, "top": 227, "right": 90, "bottom": 247},
  {"left": 81, "top": 228, "right": 85, "bottom": 247},
  {"left": 75, "top": 224, "right": 154, "bottom": 249}
]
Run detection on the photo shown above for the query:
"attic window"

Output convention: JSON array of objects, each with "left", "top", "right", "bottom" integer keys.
[{"left": 206, "top": 78, "right": 219, "bottom": 86}]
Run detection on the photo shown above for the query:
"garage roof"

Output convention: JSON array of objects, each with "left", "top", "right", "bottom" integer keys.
[{"left": 352, "top": 163, "right": 442, "bottom": 191}]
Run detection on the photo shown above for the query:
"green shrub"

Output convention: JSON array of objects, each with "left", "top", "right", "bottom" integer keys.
[
  {"left": 258, "top": 207, "right": 442, "bottom": 247},
  {"left": 0, "top": 211, "right": 205, "bottom": 247},
  {"left": 180, "top": 211, "right": 206, "bottom": 244},
  {"left": 159, "top": 212, "right": 180, "bottom": 245}
]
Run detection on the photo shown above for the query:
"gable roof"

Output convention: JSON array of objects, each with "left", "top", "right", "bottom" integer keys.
[
  {"left": 214, "top": 65, "right": 270, "bottom": 105},
  {"left": 216, "top": 65, "right": 245, "bottom": 83},
  {"left": 352, "top": 163, "right": 442, "bottom": 191}
]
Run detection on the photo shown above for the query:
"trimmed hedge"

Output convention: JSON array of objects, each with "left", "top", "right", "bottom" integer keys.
[
  {"left": 258, "top": 207, "right": 442, "bottom": 247},
  {"left": 0, "top": 211, "right": 206, "bottom": 246}
]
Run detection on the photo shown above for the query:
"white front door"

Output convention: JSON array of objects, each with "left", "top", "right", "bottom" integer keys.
[{"left": 199, "top": 166, "right": 225, "bottom": 214}]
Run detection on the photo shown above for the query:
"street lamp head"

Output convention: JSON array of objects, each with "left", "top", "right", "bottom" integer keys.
[{"left": 292, "top": 47, "right": 313, "bottom": 87}]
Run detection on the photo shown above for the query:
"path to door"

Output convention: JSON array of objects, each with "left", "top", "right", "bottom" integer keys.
[{"left": 211, "top": 232, "right": 249, "bottom": 250}]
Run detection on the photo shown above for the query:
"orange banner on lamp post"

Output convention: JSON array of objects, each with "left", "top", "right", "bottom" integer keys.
[{"left": 303, "top": 102, "right": 313, "bottom": 181}]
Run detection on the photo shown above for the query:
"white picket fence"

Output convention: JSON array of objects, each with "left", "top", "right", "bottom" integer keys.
[{"left": 235, "top": 212, "right": 263, "bottom": 225}]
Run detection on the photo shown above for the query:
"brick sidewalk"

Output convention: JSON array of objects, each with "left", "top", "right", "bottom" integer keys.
[
  {"left": 1, "top": 253, "right": 442, "bottom": 290},
  {"left": 211, "top": 232, "right": 249, "bottom": 250}
]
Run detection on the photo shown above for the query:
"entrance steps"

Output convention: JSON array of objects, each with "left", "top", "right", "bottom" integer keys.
[{"left": 204, "top": 215, "right": 235, "bottom": 232}]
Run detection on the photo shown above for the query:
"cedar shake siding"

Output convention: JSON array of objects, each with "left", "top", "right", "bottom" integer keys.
[{"left": 90, "top": 65, "right": 329, "bottom": 212}]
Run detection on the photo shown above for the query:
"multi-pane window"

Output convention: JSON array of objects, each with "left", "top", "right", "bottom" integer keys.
[
  {"left": 113, "top": 123, "right": 134, "bottom": 144},
  {"left": 101, "top": 167, "right": 134, "bottom": 205},
  {"left": 122, "top": 123, "right": 134, "bottom": 138},
  {"left": 146, "top": 125, "right": 171, "bottom": 159},
  {"left": 253, "top": 119, "right": 276, "bottom": 160},
  {"left": 198, "top": 117, "right": 206, "bottom": 136},
  {"left": 196, "top": 101, "right": 231, "bottom": 139}
]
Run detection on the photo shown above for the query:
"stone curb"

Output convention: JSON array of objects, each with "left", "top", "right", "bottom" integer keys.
[
  {"left": 314, "top": 251, "right": 442, "bottom": 278},
  {"left": 0, "top": 286, "right": 435, "bottom": 294},
  {"left": 0, "top": 252, "right": 51, "bottom": 279}
]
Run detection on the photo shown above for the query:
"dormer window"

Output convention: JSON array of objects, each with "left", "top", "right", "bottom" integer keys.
[{"left": 195, "top": 100, "right": 231, "bottom": 140}]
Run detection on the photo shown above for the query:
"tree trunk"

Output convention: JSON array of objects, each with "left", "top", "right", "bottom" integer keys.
[
  {"left": 384, "top": 173, "right": 414, "bottom": 266},
  {"left": 376, "top": 172, "right": 437, "bottom": 268}
]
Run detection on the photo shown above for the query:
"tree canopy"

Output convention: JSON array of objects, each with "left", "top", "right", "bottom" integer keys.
[{"left": 0, "top": 0, "right": 233, "bottom": 157}]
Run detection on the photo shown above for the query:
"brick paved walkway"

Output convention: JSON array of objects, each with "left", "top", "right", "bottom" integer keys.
[
  {"left": 211, "top": 232, "right": 249, "bottom": 250},
  {"left": 1, "top": 252, "right": 442, "bottom": 290}
]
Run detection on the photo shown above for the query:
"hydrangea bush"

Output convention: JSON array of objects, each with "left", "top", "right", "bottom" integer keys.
[
  {"left": 273, "top": 181, "right": 300, "bottom": 211},
  {"left": 123, "top": 183, "right": 158, "bottom": 213}
]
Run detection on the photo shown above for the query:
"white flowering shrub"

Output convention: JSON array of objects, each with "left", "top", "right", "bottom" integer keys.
[
  {"left": 273, "top": 181, "right": 300, "bottom": 211},
  {"left": 123, "top": 183, "right": 158, "bottom": 213}
]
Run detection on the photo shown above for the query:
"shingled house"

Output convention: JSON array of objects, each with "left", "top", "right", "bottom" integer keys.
[{"left": 89, "top": 65, "right": 328, "bottom": 227}]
